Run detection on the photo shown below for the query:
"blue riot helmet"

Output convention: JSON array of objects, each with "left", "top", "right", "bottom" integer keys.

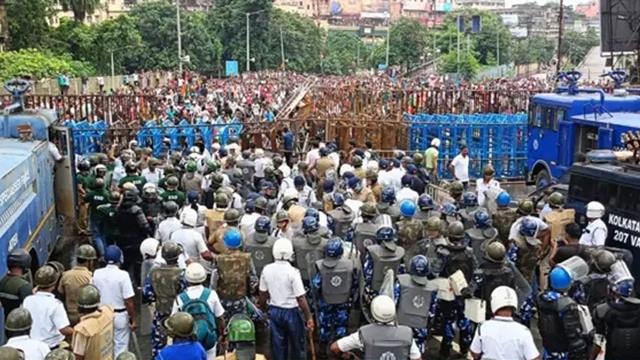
[
  {"left": 319, "top": 147, "right": 329, "bottom": 157},
  {"left": 462, "top": 192, "right": 478, "bottom": 208},
  {"left": 348, "top": 176, "right": 363, "bottom": 191},
  {"left": 342, "top": 171, "right": 354, "bottom": 180},
  {"left": 496, "top": 191, "right": 511, "bottom": 208},
  {"left": 302, "top": 216, "right": 319, "bottom": 234},
  {"left": 610, "top": 260, "right": 635, "bottom": 298},
  {"left": 379, "top": 159, "right": 389, "bottom": 170},
  {"left": 418, "top": 194, "right": 434, "bottom": 210},
  {"left": 376, "top": 226, "right": 397, "bottom": 251},
  {"left": 305, "top": 208, "right": 320, "bottom": 222},
  {"left": 401, "top": 175, "right": 413, "bottom": 188},
  {"left": 224, "top": 229, "right": 243, "bottom": 249},
  {"left": 323, "top": 179, "right": 335, "bottom": 193},
  {"left": 551, "top": 256, "right": 589, "bottom": 291},
  {"left": 409, "top": 255, "right": 429, "bottom": 285},
  {"left": 244, "top": 199, "right": 255, "bottom": 214},
  {"left": 519, "top": 217, "right": 539, "bottom": 245},
  {"left": 399, "top": 200, "right": 417, "bottom": 218},
  {"left": 325, "top": 238, "right": 344, "bottom": 259},
  {"left": 549, "top": 267, "right": 573, "bottom": 291},
  {"left": 381, "top": 187, "right": 396, "bottom": 204},
  {"left": 332, "top": 192, "right": 346, "bottom": 207},
  {"left": 254, "top": 216, "right": 271, "bottom": 234},
  {"left": 105, "top": 245, "right": 123, "bottom": 265},
  {"left": 441, "top": 202, "right": 458, "bottom": 217},
  {"left": 473, "top": 209, "right": 491, "bottom": 228}
]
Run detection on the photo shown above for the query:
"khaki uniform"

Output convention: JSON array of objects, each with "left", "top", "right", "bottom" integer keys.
[
  {"left": 315, "top": 157, "right": 334, "bottom": 179},
  {"left": 355, "top": 187, "right": 376, "bottom": 203},
  {"left": 370, "top": 183, "right": 382, "bottom": 203},
  {"left": 354, "top": 167, "right": 366, "bottom": 179},
  {"left": 58, "top": 266, "right": 93, "bottom": 325},
  {"left": 211, "top": 225, "right": 233, "bottom": 255},
  {"left": 288, "top": 204, "right": 307, "bottom": 225},
  {"left": 72, "top": 305, "right": 115, "bottom": 360},
  {"left": 216, "top": 251, "right": 252, "bottom": 301},
  {"left": 205, "top": 209, "right": 225, "bottom": 241},
  {"left": 541, "top": 208, "right": 576, "bottom": 290}
]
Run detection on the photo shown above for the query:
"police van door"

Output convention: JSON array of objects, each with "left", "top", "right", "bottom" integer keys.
[{"left": 51, "top": 125, "right": 77, "bottom": 220}]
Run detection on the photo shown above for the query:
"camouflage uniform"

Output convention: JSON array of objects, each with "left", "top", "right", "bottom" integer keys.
[
  {"left": 212, "top": 250, "right": 258, "bottom": 323},
  {"left": 493, "top": 207, "right": 518, "bottom": 247},
  {"left": 397, "top": 218, "right": 425, "bottom": 267}
]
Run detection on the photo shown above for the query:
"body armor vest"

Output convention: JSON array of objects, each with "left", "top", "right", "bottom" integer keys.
[
  {"left": 150, "top": 266, "right": 184, "bottom": 315},
  {"left": 600, "top": 302, "right": 640, "bottom": 360},
  {"left": 293, "top": 234, "right": 328, "bottom": 281},
  {"left": 245, "top": 235, "right": 276, "bottom": 277},
  {"left": 465, "top": 227, "right": 498, "bottom": 265},
  {"left": 396, "top": 274, "right": 432, "bottom": 328},
  {"left": 74, "top": 306, "right": 115, "bottom": 360},
  {"left": 493, "top": 208, "right": 517, "bottom": 244},
  {"left": 216, "top": 252, "right": 251, "bottom": 300},
  {"left": 515, "top": 237, "right": 539, "bottom": 282},
  {"left": 328, "top": 207, "right": 355, "bottom": 238},
  {"left": 479, "top": 263, "right": 515, "bottom": 305},
  {"left": 367, "top": 244, "right": 405, "bottom": 292},
  {"left": 317, "top": 258, "right": 354, "bottom": 304},
  {"left": 538, "top": 295, "right": 575, "bottom": 352},
  {"left": 359, "top": 324, "right": 413, "bottom": 360},
  {"left": 353, "top": 222, "right": 379, "bottom": 264}
]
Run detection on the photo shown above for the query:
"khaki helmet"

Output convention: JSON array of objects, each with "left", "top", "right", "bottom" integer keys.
[
  {"left": 297, "top": 161, "right": 308, "bottom": 170},
  {"left": 413, "top": 152, "right": 424, "bottom": 164},
  {"left": 449, "top": 181, "right": 464, "bottom": 197},
  {"left": 115, "top": 351, "right": 137, "bottom": 360},
  {"left": 517, "top": 199, "right": 534, "bottom": 216},
  {"left": 447, "top": 221, "right": 465, "bottom": 241},
  {"left": 77, "top": 284, "right": 101, "bottom": 309},
  {"left": 77, "top": 244, "right": 97, "bottom": 261},
  {"left": 46, "top": 261, "right": 65, "bottom": 276},
  {"left": 164, "top": 312, "right": 195, "bottom": 338},
  {"left": 426, "top": 216, "right": 442, "bottom": 232},
  {"left": 351, "top": 155, "right": 363, "bottom": 167},
  {"left": 224, "top": 208, "right": 241, "bottom": 223},
  {"left": 592, "top": 249, "right": 617, "bottom": 273},
  {"left": 361, "top": 202, "right": 378, "bottom": 217},
  {"left": 275, "top": 210, "right": 289, "bottom": 223},
  {"left": 281, "top": 193, "right": 299, "bottom": 205},
  {"left": 0, "top": 347, "right": 24, "bottom": 360},
  {"left": 254, "top": 196, "right": 268, "bottom": 212},
  {"left": 35, "top": 265, "right": 59, "bottom": 288},
  {"left": 5, "top": 308, "right": 32, "bottom": 332},
  {"left": 165, "top": 176, "right": 179, "bottom": 189},
  {"left": 162, "top": 241, "right": 182, "bottom": 263},
  {"left": 483, "top": 164, "right": 495, "bottom": 177},
  {"left": 548, "top": 192, "right": 565, "bottom": 209},
  {"left": 485, "top": 242, "right": 506, "bottom": 263},
  {"left": 45, "top": 349, "right": 75, "bottom": 360},
  {"left": 365, "top": 168, "right": 378, "bottom": 180},
  {"left": 215, "top": 192, "right": 230, "bottom": 208}
]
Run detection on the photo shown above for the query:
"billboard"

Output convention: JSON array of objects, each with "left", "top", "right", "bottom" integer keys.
[
  {"left": 600, "top": 0, "right": 640, "bottom": 53},
  {"left": 225, "top": 61, "right": 239, "bottom": 77}
]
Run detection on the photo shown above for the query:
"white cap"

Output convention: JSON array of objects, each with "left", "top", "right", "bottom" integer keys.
[
  {"left": 190, "top": 146, "right": 201, "bottom": 154},
  {"left": 371, "top": 295, "right": 396, "bottom": 324},
  {"left": 143, "top": 182, "right": 157, "bottom": 193},
  {"left": 185, "top": 263, "right": 207, "bottom": 283},
  {"left": 490, "top": 286, "right": 518, "bottom": 313},
  {"left": 255, "top": 148, "right": 264, "bottom": 157},
  {"left": 431, "top": 138, "right": 441, "bottom": 147},
  {"left": 182, "top": 208, "right": 198, "bottom": 227},
  {"left": 272, "top": 238, "right": 294, "bottom": 261},
  {"left": 586, "top": 201, "right": 605, "bottom": 219},
  {"left": 140, "top": 237, "right": 159, "bottom": 257}
]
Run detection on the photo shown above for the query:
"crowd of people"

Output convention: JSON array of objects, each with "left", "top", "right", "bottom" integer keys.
[{"left": 0, "top": 132, "right": 637, "bottom": 360}]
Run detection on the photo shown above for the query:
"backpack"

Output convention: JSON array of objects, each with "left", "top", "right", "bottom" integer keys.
[{"left": 179, "top": 288, "right": 218, "bottom": 350}]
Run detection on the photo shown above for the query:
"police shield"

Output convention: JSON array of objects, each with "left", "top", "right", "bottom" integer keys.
[
  {"left": 557, "top": 256, "right": 590, "bottom": 283},
  {"left": 507, "top": 260, "right": 532, "bottom": 307},
  {"left": 379, "top": 268, "right": 396, "bottom": 300}
]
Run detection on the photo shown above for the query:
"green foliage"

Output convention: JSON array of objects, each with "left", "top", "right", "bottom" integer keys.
[
  {"left": 322, "top": 31, "right": 368, "bottom": 75},
  {"left": 387, "top": 18, "right": 430, "bottom": 68},
  {"left": 0, "top": 49, "right": 94, "bottom": 81},
  {"left": 512, "top": 36, "right": 555, "bottom": 65},
  {"left": 49, "top": 19, "right": 96, "bottom": 62},
  {"left": 91, "top": 16, "right": 144, "bottom": 74},
  {"left": 561, "top": 28, "right": 600, "bottom": 67},
  {"left": 439, "top": 50, "right": 481, "bottom": 80},
  {"left": 6, "top": 0, "right": 53, "bottom": 50},
  {"left": 59, "top": 0, "right": 101, "bottom": 22}
]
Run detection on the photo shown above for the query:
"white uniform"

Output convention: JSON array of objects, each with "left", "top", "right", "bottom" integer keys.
[
  {"left": 297, "top": 186, "right": 317, "bottom": 208},
  {"left": 469, "top": 316, "right": 539, "bottom": 360},
  {"left": 278, "top": 163, "right": 292, "bottom": 178},
  {"left": 476, "top": 178, "right": 501, "bottom": 207},
  {"left": 92, "top": 264, "right": 136, "bottom": 356},
  {"left": 378, "top": 170, "right": 392, "bottom": 190},
  {"left": 336, "top": 328, "right": 422, "bottom": 360},
  {"left": 22, "top": 292, "right": 69, "bottom": 348},
  {"left": 141, "top": 168, "right": 163, "bottom": 185},
  {"left": 328, "top": 152, "right": 340, "bottom": 172},
  {"left": 4, "top": 335, "right": 50, "bottom": 359},
  {"left": 155, "top": 217, "right": 182, "bottom": 243},
  {"left": 170, "top": 227, "right": 208, "bottom": 261},
  {"left": 579, "top": 218, "right": 608, "bottom": 247},
  {"left": 172, "top": 285, "right": 225, "bottom": 360},
  {"left": 388, "top": 167, "right": 405, "bottom": 193},
  {"left": 508, "top": 216, "right": 549, "bottom": 242},
  {"left": 240, "top": 212, "right": 261, "bottom": 239},
  {"left": 396, "top": 187, "right": 419, "bottom": 205},
  {"left": 259, "top": 261, "right": 306, "bottom": 308}
]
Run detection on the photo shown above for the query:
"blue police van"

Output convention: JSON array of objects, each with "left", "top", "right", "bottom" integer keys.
[{"left": 527, "top": 71, "right": 640, "bottom": 186}]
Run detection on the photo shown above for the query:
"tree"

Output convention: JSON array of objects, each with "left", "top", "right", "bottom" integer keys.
[
  {"left": 0, "top": 49, "right": 94, "bottom": 81},
  {"left": 5, "top": 0, "right": 53, "bottom": 50},
  {"left": 91, "top": 15, "right": 144, "bottom": 74},
  {"left": 322, "top": 31, "right": 366, "bottom": 75},
  {"left": 386, "top": 18, "right": 430, "bottom": 69},
  {"left": 439, "top": 50, "right": 481, "bottom": 80},
  {"left": 49, "top": 19, "right": 96, "bottom": 62},
  {"left": 512, "top": 35, "right": 555, "bottom": 65},
  {"left": 59, "top": 0, "right": 101, "bottom": 22},
  {"left": 561, "top": 28, "right": 599, "bottom": 67}
]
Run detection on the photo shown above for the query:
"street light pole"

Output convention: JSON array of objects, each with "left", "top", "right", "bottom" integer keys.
[
  {"left": 176, "top": 0, "right": 183, "bottom": 74},
  {"left": 280, "top": 26, "right": 285, "bottom": 69},
  {"left": 246, "top": 13, "right": 250, "bottom": 72},
  {"left": 385, "top": 21, "right": 391, "bottom": 67}
]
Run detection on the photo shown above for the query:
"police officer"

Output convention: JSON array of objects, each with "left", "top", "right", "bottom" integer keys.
[
  {"left": 161, "top": 176, "right": 186, "bottom": 207},
  {"left": 293, "top": 216, "right": 330, "bottom": 283},
  {"left": 470, "top": 242, "right": 517, "bottom": 319},
  {"left": 537, "top": 259, "right": 589, "bottom": 360},
  {"left": 96, "top": 191, "right": 121, "bottom": 246},
  {"left": 141, "top": 183, "right": 162, "bottom": 230},
  {"left": 92, "top": 245, "right": 136, "bottom": 357},
  {"left": 156, "top": 201, "right": 182, "bottom": 243},
  {"left": 23, "top": 265, "right": 73, "bottom": 349},
  {"left": 330, "top": 295, "right": 421, "bottom": 360},
  {"left": 377, "top": 186, "right": 401, "bottom": 222},
  {"left": 441, "top": 202, "right": 462, "bottom": 227},
  {"left": 0, "top": 346, "right": 25, "bottom": 360},
  {"left": 220, "top": 314, "right": 267, "bottom": 360},
  {"left": 171, "top": 208, "right": 212, "bottom": 262},
  {"left": 423, "top": 216, "right": 448, "bottom": 266},
  {"left": 157, "top": 312, "right": 208, "bottom": 360},
  {"left": 593, "top": 261, "right": 640, "bottom": 360},
  {"left": 415, "top": 194, "right": 440, "bottom": 225},
  {"left": 182, "top": 161, "right": 203, "bottom": 195},
  {"left": 436, "top": 221, "right": 475, "bottom": 358},
  {"left": 4, "top": 308, "right": 50, "bottom": 359},
  {"left": 362, "top": 226, "right": 405, "bottom": 316},
  {"left": 583, "top": 249, "right": 616, "bottom": 311},
  {"left": 0, "top": 249, "right": 33, "bottom": 317},
  {"left": 204, "top": 192, "right": 229, "bottom": 246},
  {"left": 85, "top": 177, "right": 109, "bottom": 257},
  {"left": 143, "top": 241, "right": 185, "bottom": 357},
  {"left": 366, "top": 168, "right": 382, "bottom": 203},
  {"left": 58, "top": 244, "right": 96, "bottom": 325},
  {"left": 245, "top": 216, "right": 276, "bottom": 278},
  {"left": 493, "top": 191, "right": 518, "bottom": 247},
  {"left": 213, "top": 229, "right": 257, "bottom": 321},
  {"left": 448, "top": 180, "right": 465, "bottom": 206},
  {"left": 465, "top": 208, "right": 498, "bottom": 265},
  {"left": 543, "top": 192, "right": 575, "bottom": 243},
  {"left": 210, "top": 208, "right": 243, "bottom": 255},
  {"left": 352, "top": 202, "right": 379, "bottom": 264},
  {"left": 258, "top": 238, "right": 314, "bottom": 360},
  {"left": 579, "top": 201, "right": 608, "bottom": 247},
  {"left": 459, "top": 191, "right": 480, "bottom": 229},
  {"left": 117, "top": 189, "right": 151, "bottom": 282},
  {"left": 118, "top": 161, "right": 146, "bottom": 192},
  {"left": 311, "top": 239, "right": 358, "bottom": 349},
  {"left": 397, "top": 200, "right": 424, "bottom": 266},
  {"left": 237, "top": 150, "right": 256, "bottom": 193},
  {"left": 395, "top": 255, "right": 434, "bottom": 353},
  {"left": 327, "top": 192, "right": 355, "bottom": 238},
  {"left": 71, "top": 284, "right": 115, "bottom": 360}
]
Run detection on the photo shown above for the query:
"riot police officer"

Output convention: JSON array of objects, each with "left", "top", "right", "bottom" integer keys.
[
  {"left": 96, "top": 191, "right": 121, "bottom": 246},
  {"left": 327, "top": 192, "right": 355, "bottom": 238},
  {"left": 352, "top": 202, "right": 379, "bottom": 264},
  {"left": 245, "top": 216, "right": 276, "bottom": 278},
  {"left": 0, "top": 249, "right": 33, "bottom": 317},
  {"left": 423, "top": 216, "right": 448, "bottom": 266},
  {"left": 117, "top": 189, "right": 151, "bottom": 282},
  {"left": 157, "top": 312, "right": 208, "bottom": 359},
  {"left": 4, "top": 308, "right": 50, "bottom": 359},
  {"left": 118, "top": 161, "right": 146, "bottom": 192},
  {"left": 330, "top": 295, "right": 421, "bottom": 360},
  {"left": 397, "top": 200, "right": 424, "bottom": 266},
  {"left": 293, "top": 216, "right": 330, "bottom": 283},
  {"left": 459, "top": 191, "right": 480, "bottom": 229},
  {"left": 471, "top": 242, "right": 518, "bottom": 320},
  {"left": 161, "top": 176, "right": 186, "bottom": 207},
  {"left": 312, "top": 239, "right": 358, "bottom": 349},
  {"left": 141, "top": 183, "right": 162, "bottom": 230},
  {"left": 414, "top": 194, "right": 440, "bottom": 226},
  {"left": 537, "top": 258, "right": 589, "bottom": 360},
  {"left": 395, "top": 255, "right": 434, "bottom": 353},
  {"left": 583, "top": 249, "right": 616, "bottom": 311},
  {"left": 465, "top": 208, "right": 498, "bottom": 265},
  {"left": 448, "top": 180, "right": 464, "bottom": 206},
  {"left": 493, "top": 191, "right": 517, "bottom": 247},
  {"left": 377, "top": 186, "right": 401, "bottom": 222},
  {"left": 71, "top": 284, "right": 115, "bottom": 360},
  {"left": 143, "top": 241, "right": 185, "bottom": 357},
  {"left": 579, "top": 201, "right": 608, "bottom": 247}
]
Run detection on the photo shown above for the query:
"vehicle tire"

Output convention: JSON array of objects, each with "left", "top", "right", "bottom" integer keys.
[{"left": 535, "top": 169, "right": 551, "bottom": 189}]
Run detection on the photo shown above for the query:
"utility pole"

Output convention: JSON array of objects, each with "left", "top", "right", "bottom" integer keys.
[
  {"left": 497, "top": 30, "right": 500, "bottom": 66},
  {"left": 280, "top": 26, "right": 285, "bottom": 69},
  {"left": 176, "top": 0, "right": 183, "bottom": 74},
  {"left": 457, "top": 19, "right": 461, "bottom": 75},
  {"left": 385, "top": 21, "right": 391, "bottom": 67},
  {"left": 556, "top": 0, "right": 564, "bottom": 74},
  {"left": 356, "top": 42, "right": 360, "bottom": 68},
  {"left": 246, "top": 13, "right": 250, "bottom": 72}
]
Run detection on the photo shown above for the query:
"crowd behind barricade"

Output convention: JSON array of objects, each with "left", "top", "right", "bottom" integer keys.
[{"left": 0, "top": 131, "right": 637, "bottom": 360}]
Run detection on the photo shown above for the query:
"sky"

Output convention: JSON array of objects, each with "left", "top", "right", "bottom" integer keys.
[{"left": 505, "top": 0, "right": 593, "bottom": 6}]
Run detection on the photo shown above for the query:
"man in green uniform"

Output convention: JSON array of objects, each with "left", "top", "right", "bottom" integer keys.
[
  {"left": 118, "top": 162, "right": 146, "bottom": 193},
  {"left": 96, "top": 191, "right": 121, "bottom": 246},
  {"left": 160, "top": 176, "right": 186, "bottom": 207}
]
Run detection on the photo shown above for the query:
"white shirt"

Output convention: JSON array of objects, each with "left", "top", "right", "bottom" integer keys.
[
  {"left": 396, "top": 187, "right": 419, "bottom": 205},
  {"left": 328, "top": 152, "right": 340, "bottom": 172},
  {"left": 170, "top": 227, "right": 208, "bottom": 260},
  {"left": 378, "top": 170, "right": 392, "bottom": 190},
  {"left": 305, "top": 148, "right": 320, "bottom": 169},
  {"left": 388, "top": 168, "right": 405, "bottom": 193},
  {"left": 469, "top": 316, "right": 539, "bottom": 360},
  {"left": 450, "top": 154, "right": 470, "bottom": 182},
  {"left": 23, "top": 292, "right": 70, "bottom": 348},
  {"left": 336, "top": 328, "right": 421, "bottom": 360},
  {"left": 156, "top": 217, "right": 183, "bottom": 243},
  {"left": 171, "top": 285, "right": 225, "bottom": 317},
  {"left": 240, "top": 212, "right": 261, "bottom": 238},
  {"left": 48, "top": 142, "right": 62, "bottom": 162},
  {"left": 92, "top": 265, "right": 135, "bottom": 309},
  {"left": 508, "top": 216, "right": 549, "bottom": 242},
  {"left": 278, "top": 163, "right": 291, "bottom": 178},
  {"left": 5, "top": 335, "right": 50, "bottom": 360},
  {"left": 254, "top": 157, "right": 272, "bottom": 178},
  {"left": 298, "top": 186, "right": 317, "bottom": 208},
  {"left": 112, "top": 165, "right": 126, "bottom": 188},
  {"left": 141, "top": 168, "right": 163, "bottom": 185},
  {"left": 579, "top": 218, "right": 608, "bottom": 247},
  {"left": 279, "top": 178, "right": 295, "bottom": 197},
  {"left": 476, "top": 178, "right": 501, "bottom": 207},
  {"left": 345, "top": 199, "right": 363, "bottom": 219},
  {"left": 259, "top": 261, "right": 306, "bottom": 308}
]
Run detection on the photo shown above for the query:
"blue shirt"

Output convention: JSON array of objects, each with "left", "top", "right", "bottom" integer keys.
[
  {"left": 283, "top": 132, "right": 294, "bottom": 150},
  {"left": 155, "top": 340, "right": 207, "bottom": 360}
]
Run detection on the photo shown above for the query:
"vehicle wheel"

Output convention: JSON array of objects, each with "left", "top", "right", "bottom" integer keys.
[{"left": 535, "top": 169, "right": 551, "bottom": 189}]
